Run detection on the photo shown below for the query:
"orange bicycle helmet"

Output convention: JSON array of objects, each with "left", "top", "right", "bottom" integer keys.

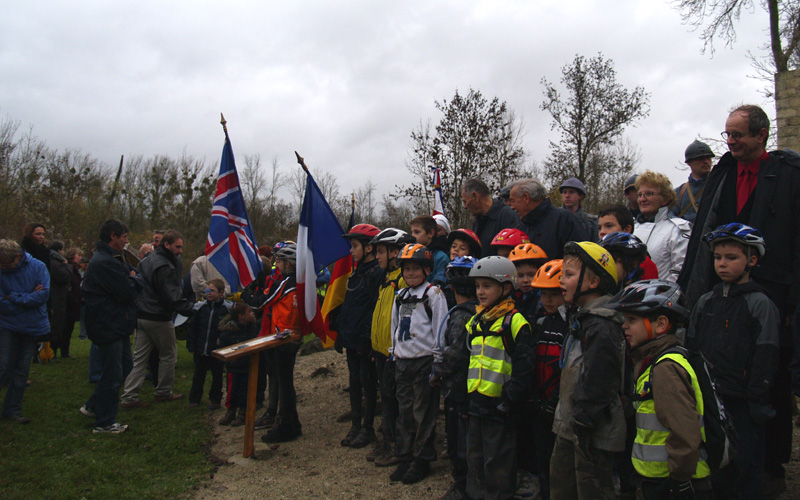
[
  {"left": 530, "top": 259, "right": 563, "bottom": 289},
  {"left": 508, "top": 243, "right": 548, "bottom": 263}
]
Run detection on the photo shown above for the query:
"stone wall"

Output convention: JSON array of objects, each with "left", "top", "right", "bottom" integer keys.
[{"left": 776, "top": 69, "right": 800, "bottom": 152}]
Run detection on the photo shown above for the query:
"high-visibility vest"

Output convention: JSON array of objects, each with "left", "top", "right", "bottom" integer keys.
[
  {"left": 632, "top": 352, "right": 711, "bottom": 479},
  {"left": 466, "top": 312, "right": 528, "bottom": 398}
]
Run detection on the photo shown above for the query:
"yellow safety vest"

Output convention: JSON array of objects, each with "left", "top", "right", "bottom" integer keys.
[
  {"left": 466, "top": 312, "right": 528, "bottom": 398},
  {"left": 632, "top": 352, "right": 711, "bottom": 479}
]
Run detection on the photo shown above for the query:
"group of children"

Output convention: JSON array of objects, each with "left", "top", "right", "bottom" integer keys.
[{"left": 184, "top": 206, "right": 778, "bottom": 500}]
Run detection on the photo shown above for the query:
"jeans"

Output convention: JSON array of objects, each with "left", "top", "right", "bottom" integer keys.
[
  {"left": 88, "top": 343, "right": 102, "bottom": 383},
  {"left": 85, "top": 338, "right": 133, "bottom": 427},
  {"left": 0, "top": 330, "right": 39, "bottom": 417}
]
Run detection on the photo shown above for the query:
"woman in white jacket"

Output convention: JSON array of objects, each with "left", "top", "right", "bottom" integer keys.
[{"left": 633, "top": 171, "right": 692, "bottom": 282}]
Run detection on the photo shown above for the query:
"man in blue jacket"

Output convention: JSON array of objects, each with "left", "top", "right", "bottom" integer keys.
[
  {"left": 80, "top": 219, "right": 141, "bottom": 433},
  {"left": 0, "top": 239, "right": 50, "bottom": 424}
]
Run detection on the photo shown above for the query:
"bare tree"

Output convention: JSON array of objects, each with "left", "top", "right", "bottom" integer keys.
[
  {"left": 541, "top": 53, "right": 649, "bottom": 200},
  {"left": 674, "top": 0, "right": 798, "bottom": 73}
]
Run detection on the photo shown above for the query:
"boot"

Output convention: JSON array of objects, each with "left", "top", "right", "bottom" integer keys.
[
  {"left": 218, "top": 407, "right": 237, "bottom": 425},
  {"left": 230, "top": 408, "right": 246, "bottom": 427},
  {"left": 349, "top": 426, "right": 376, "bottom": 449}
]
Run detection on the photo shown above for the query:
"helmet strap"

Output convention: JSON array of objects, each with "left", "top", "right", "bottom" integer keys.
[
  {"left": 643, "top": 317, "right": 653, "bottom": 340},
  {"left": 735, "top": 247, "right": 752, "bottom": 284},
  {"left": 571, "top": 263, "right": 587, "bottom": 303}
]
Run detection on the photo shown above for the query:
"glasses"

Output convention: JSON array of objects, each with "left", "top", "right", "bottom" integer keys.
[
  {"left": 721, "top": 131, "right": 747, "bottom": 141},
  {"left": 638, "top": 191, "right": 661, "bottom": 199}
]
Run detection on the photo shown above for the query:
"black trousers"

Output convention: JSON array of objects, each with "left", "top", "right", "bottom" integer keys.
[
  {"left": 274, "top": 341, "right": 301, "bottom": 431},
  {"left": 346, "top": 347, "right": 377, "bottom": 429},
  {"left": 375, "top": 353, "right": 398, "bottom": 441},
  {"left": 445, "top": 398, "right": 468, "bottom": 494},
  {"left": 189, "top": 353, "right": 223, "bottom": 405}
]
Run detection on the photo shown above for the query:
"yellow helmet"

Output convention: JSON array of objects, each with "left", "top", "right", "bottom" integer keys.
[{"left": 564, "top": 241, "right": 618, "bottom": 294}]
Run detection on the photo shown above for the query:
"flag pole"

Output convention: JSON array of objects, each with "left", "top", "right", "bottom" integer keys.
[
  {"left": 295, "top": 151, "right": 311, "bottom": 175},
  {"left": 220, "top": 113, "right": 228, "bottom": 137}
]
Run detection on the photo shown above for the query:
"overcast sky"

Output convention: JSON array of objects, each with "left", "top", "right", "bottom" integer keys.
[{"left": 1, "top": 0, "right": 772, "bottom": 203}]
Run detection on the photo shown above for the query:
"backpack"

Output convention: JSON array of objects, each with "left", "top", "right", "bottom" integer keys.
[
  {"left": 395, "top": 284, "right": 434, "bottom": 320},
  {"left": 643, "top": 345, "right": 738, "bottom": 474}
]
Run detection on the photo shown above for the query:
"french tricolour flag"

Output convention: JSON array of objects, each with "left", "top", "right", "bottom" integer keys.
[
  {"left": 431, "top": 165, "right": 445, "bottom": 216},
  {"left": 204, "top": 130, "right": 261, "bottom": 291},
  {"left": 297, "top": 172, "right": 351, "bottom": 342}
]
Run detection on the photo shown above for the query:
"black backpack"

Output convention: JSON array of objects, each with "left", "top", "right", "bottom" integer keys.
[{"left": 643, "top": 345, "right": 737, "bottom": 474}]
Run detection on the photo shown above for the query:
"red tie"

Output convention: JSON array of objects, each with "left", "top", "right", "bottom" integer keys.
[{"left": 736, "top": 166, "right": 756, "bottom": 214}]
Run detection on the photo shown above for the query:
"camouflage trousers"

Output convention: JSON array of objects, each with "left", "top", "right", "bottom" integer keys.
[{"left": 550, "top": 435, "right": 616, "bottom": 500}]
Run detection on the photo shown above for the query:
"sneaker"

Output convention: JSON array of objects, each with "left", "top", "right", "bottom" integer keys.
[
  {"left": 254, "top": 412, "right": 277, "bottom": 430},
  {"left": 349, "top": 427, "right": 376, "bottom": 449},
  {"left": 261, "top": 424, "right": 301, "bottom": 443},
  {"left": 154, "top": 393, "right": 184, "bottom": 402},
  {"left": 389, "top": 462, "right": 410, "bottom": 482},
  {"left": 218, "top": 408, "right": 237, "bottom": 425},
  {"left": 513, "top": 470, "right": 538, "bottom": 499},
  {"left": 3, "top": 414, "right": 31, "bottom": 424},
  {"left": 79, "top": 405, "right": 95, "bottom": 418},
  {"left": 401, "top": 460, "right": 430, "bottom": 484},
  {"left": 340, "top": 425, "right": 361, "bottom": 447},
  {"left": 208, "top": 402, "right": 222, "bottom": 410},
  {"left": 93, "top": 423, "right": 128, "bottom": 434}
]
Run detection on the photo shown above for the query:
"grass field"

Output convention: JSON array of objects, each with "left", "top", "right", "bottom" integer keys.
[{"left": 0, "top": 329, "right": 213, "bottom": 500}]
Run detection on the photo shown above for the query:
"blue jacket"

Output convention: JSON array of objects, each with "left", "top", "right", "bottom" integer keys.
[{"left": 0, "top": 251, "right": 50, "bottom": 336}]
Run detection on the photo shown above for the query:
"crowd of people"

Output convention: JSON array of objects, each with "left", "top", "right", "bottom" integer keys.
[{"left": 2, "top": 103, "right": 800, "bottom": 500}]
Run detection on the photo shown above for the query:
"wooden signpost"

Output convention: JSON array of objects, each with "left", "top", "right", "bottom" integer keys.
[{"left": 212, "top": 331, "right": 300, "bottom": 458}]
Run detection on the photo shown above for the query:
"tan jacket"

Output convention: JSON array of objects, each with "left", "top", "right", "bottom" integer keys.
[{"left": 631, "top": 334, "right": 707, "bottom": 484}]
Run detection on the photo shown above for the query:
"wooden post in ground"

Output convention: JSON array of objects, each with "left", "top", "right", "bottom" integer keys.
[{"left": 213, "top": 332, "right": 299, "bottom": 458}]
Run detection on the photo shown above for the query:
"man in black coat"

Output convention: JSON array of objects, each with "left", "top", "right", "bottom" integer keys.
[
  {"left": 678, "top": 104, "right": 800, "bottom": 494},
  {"left": 462, "top": 178, "right": 521, "bottom": 257},
  {"left": 81, "top": 219, "right": 141, "bottom": 433},
  {"left": 121, "top": 229, "right": 195, "bottom": 407},
  {"left": 509, "top": 178, "right": 588, "bottom": 259}
]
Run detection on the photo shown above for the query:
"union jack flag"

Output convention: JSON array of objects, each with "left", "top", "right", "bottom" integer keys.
[{"left": 205, "top": 128, "right": 261, "bottom": 291}]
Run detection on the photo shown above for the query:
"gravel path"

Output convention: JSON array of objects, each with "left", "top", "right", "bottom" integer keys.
[
  {"left": 192, "top": 348, "right": 451, "bottom": 500},
  {"left": 192, "top": 348, "right": 800, "bottom": 500}
]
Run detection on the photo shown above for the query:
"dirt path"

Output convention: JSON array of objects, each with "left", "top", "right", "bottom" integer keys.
[
  {"left": 193, "top": 348, "right": 800, "bottom": 500},
  {"left": 193, "top": 348, "right": 450, "bottom": 500}
]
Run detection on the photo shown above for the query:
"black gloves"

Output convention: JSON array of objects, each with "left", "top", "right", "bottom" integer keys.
[{"left": 667, "top": 479, "right": 695, "bottom": 500}]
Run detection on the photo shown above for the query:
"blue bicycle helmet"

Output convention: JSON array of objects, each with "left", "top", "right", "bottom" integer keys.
[
  {"left": 446, "top": 256, "right": 478, "bottom": 285},
  {"left": 600, "top": 232, "right": 648, "bottom": 257},
  {"left": 702, "top": 223, "right": 766, "bottom": 257}
]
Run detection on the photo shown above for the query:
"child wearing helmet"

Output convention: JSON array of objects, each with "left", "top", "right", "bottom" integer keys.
[
  {"left": 526, "top": 259, "right": 567, "bottom": 500},
  {"left": 686, "top": 223, "right": 779, "bottom": 499},
  {"left": 508, "top": 243, "right": 549, "bottom": 320},
  {"left": 409, "top": 215, "right": 449, "bottom": 285},
  {"left": 430, "top": 256, "right": 479, "bottom": 499},
  {"left": 490, "top": 228, "right": 530, "bottom": 258},
  {"left": 550, "top": 241, "right": 627, "bottom": 500},
  {"left": 337, "top": 224, "right": 386, "bottom": 449},
  {"left": 599, "top": 232, "right": 656, "bottom": 288},
  {"left": 464, "top": 256, "right": 535, "bottom": 500},
  {"left": 447, "top": 228, "right": 482, "bottom": 261},
  {"left": 366, "top": 228, "right": 413, "bottom": 460},
  {"left": 606, "top": 280, "right": 712, "bottom": 499},
  {"left": 256, "top": 242, "right": 304, "bottom": 443},
  {"left": 389, "top": 243, "right": 449, "bottom": 485}
]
